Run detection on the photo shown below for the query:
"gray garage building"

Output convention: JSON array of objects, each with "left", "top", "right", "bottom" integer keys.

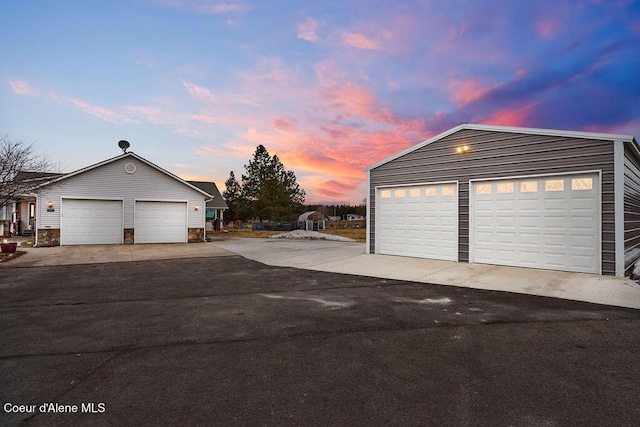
[{"left": 365, "top": 124, "right": 640, "bottom": 277}]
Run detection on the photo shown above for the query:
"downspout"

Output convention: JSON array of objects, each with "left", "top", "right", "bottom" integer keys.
[
  {"left": 204, "top": 197, "right": 212, "bottom": 241},
  {"left": 34, "top": 195, "right": 39, "bottom": 247}
]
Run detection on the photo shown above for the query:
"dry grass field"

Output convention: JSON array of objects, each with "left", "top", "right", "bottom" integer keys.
[{"left": 218, "top": 227, "right": 367, "bottom": 242}]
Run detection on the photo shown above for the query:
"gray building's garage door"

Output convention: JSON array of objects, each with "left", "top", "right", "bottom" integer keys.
[
  {"left": 135, "top": 201, "right": 187, "bottom": 244},
  {"left": 471, "top": 173, "right": 600, "bottom": 274},
  {"left": 61, "top": 199, "right": 123, "bottom": 245},
  {"left": 376, "top": 183, "right": 458, "bottom": 261}
]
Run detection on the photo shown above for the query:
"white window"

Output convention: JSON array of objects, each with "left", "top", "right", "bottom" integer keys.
[
  {"left": 394, "top": 189, "right": 406, "bottom": 198},
  {"left": 572, "top": 178, "right": 593, "bottom": 190},
  {"left": 380, "top": 190, "right": 391, "bottom": 199},
  {"left": 497, "top": 182, "right": 514, "bottom": 193},
  {"left": 476, "top": 184, "right": 492, "bottom": 194},
  {"left": 409, "top": 188, "right": 421, "bottom": 198},
  {"left": 441, "top": 186, "right": 455, "bottom": 196},
  {"left": 425, "top": 187, "right": 437, "bottom": 197},
  {"left": 520, "top": 181, "right": 538, "bottom": 192},
  {"left": 545, "top": 180, "right": 564, "bottom": 191}
]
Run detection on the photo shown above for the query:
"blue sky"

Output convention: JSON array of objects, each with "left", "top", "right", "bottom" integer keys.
[{"left": 2, "top": 0, "right": 639, "bottom": 204}]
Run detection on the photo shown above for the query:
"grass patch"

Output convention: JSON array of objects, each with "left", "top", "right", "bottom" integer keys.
[{"left": 322, "top": 228, "right": 366, "bottom": 242}]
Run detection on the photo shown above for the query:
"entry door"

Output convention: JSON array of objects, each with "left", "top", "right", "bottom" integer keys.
[
  {"left": 471, "top": 173, "right": 600, "bottom": 274},
  {"left": 377, "top": 183, "right": 458, "bottom": 261}
]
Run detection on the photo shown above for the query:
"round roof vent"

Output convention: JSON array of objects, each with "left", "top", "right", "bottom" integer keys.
[{"left": 124, "top": 163, "right": 137, "bottom": 174}]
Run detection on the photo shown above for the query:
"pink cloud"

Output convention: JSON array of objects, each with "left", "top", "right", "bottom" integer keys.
[
  {"left": 272, "top": 118, "right": 293, "bottom": 131},
  {"left": 445, "top": 24, "right": 469, "bottom": 41},
  {"left": 447, "top": 79, "right": 488, "bottom": 106},
  {"left": 123, "top": 105, "right": 171, "bottom": 124},
  {"left": 342, "top": 32, "right": 380, "bottom": 50},
  {"left": 181, "top": 79, "right": 219, "bottom": 103},
  {"left": 322, "top": 82, "right": 396, "bottom": 124},
  {"left": 482, "top": 103, "right": 536, "bottom": 127},
  {"left": 9, "top": 79, "right": 35, "bottom": 95},
  {"left": 63, "top": 97, "right": 138, "bottom": 124},
  {"left": 297, "top": 18, "right": 320, "bottom": 42}
]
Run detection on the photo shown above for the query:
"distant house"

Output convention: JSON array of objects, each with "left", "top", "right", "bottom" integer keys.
[
  {"left": 1, "top": 171, "right": 65, "bottom": 237},
  {"left": 297, "top": 211, "right": 326, "bottom": 231},
  {"left": 188, "top": 181, "right": 228, "bottom": 230},
  {"left": 346, "top": 214, "right": 364, "bottom": 221}
]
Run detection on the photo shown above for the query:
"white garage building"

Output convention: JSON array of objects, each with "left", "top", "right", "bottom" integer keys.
[
  {"left": 366, "top": 124, "right": 640, "bottom": 277},
  {"left": 33, "top": 152, "right": 212, "bottom": 246}
]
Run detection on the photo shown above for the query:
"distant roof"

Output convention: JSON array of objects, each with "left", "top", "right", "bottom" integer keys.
[
  {"left": 298, "top": 211, "right": 325, "bottom": 222},
  {"left": 188, "top": 181, "right": 228, "bottom": 209},
  {"left": 14, "top": 171, "right": 65, "bottom": 182}
]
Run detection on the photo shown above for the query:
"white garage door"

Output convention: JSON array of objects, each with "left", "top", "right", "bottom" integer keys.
[
  {"left": 377, "top": 183, "right": 458, "bottom": 261},
  {"left": 61, "top": 199, "right": 123, "bottom": 245},
  {"left": 471, "top": 173, "right": 600, "bottom": 274},
  {"left": 135, "top": 201, "right": 187, "bottom": 244}
]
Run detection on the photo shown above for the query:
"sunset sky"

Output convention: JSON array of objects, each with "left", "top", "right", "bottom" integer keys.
[{"left": 2, "top": 0, "right": 639, "bottom": 204}]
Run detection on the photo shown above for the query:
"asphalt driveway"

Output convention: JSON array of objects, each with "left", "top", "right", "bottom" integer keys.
[{"left": 2, "top": 256, "right": 640, "bottom": 426}]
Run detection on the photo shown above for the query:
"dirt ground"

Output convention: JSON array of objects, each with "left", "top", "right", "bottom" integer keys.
[{"left": 216, "top": 227, "right": 367, "bottom": 242}]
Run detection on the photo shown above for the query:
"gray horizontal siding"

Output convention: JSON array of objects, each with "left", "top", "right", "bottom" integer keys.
[
  {"left": 624, "top": 142, "right": 640, "bottom": 273},
  {"left": 369, "top": 129, "right": 616, "bottom": 275}
]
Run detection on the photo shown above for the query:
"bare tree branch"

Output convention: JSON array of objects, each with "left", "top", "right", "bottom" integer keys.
[{"left": 0, "top": 134, "right": 52, "bottom": 210}]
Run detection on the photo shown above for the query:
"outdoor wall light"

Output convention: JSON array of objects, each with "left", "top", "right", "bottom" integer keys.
[
  {"left": 456, "top": 145, "right": 470, "bottom": 154},
  {"left": 47, "top": 201, "right": 54, "bottom": 209},
  {"left": 194, "top": 204, "right": 200, "bottom": 211}
]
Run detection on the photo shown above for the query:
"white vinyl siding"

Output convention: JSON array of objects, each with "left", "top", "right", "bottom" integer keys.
[
  {"left": 135, "top": 201, "right": 187, "bottom": 243},
  {"left": 376, "top": 183, "right": 458, "bottom": 261},
  {"left": 37, "top": 156, "right": 206, "bottom": 230},
  {"left": 471, "top": 173, "right": 600, "bottom": 274},
  {"left": 61, "top": 199, "right": 123, "bottom": 245}
]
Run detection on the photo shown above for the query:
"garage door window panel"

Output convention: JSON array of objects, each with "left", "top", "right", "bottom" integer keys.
[
  {"left": 497, "top": 183, "right": 514, "bottom": 193},
  {"left": 572, "top": 178, "right": 593, "bottom": 190},
  {"left": 520, "top": 181, "right": 538, "bottom": 192},
  {"left": 476, "top": 184, "right": 492, "bottom": 194},
  {"left": 545, "top": 179, "right": 564, "bottom": 191}
]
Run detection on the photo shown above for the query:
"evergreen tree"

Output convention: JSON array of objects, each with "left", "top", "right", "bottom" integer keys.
[
  {"left": 223, "top": 171, "right": 247, "bottom": 221},
  {"left": 232, "top": 145, "right": 305, "bottom": 221}
]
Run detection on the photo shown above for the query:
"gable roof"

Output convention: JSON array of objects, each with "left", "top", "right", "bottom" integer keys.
[
  {"left": 188, "top": 181, "right": 228, "bottom": 209},
  {"left": 36, "top": 152, "right": 213, "bottom": 198},
  {"left": 365, "top": 123, "right": 638, "bottom": 171}
]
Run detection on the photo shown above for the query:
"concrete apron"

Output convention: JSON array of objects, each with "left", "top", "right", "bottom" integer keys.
[
  {"left": 214, "top": 238, "right": 640, "bottom": 310},
  {"left": 1, "top": 242, "right": 235, "bottom": 267}
]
